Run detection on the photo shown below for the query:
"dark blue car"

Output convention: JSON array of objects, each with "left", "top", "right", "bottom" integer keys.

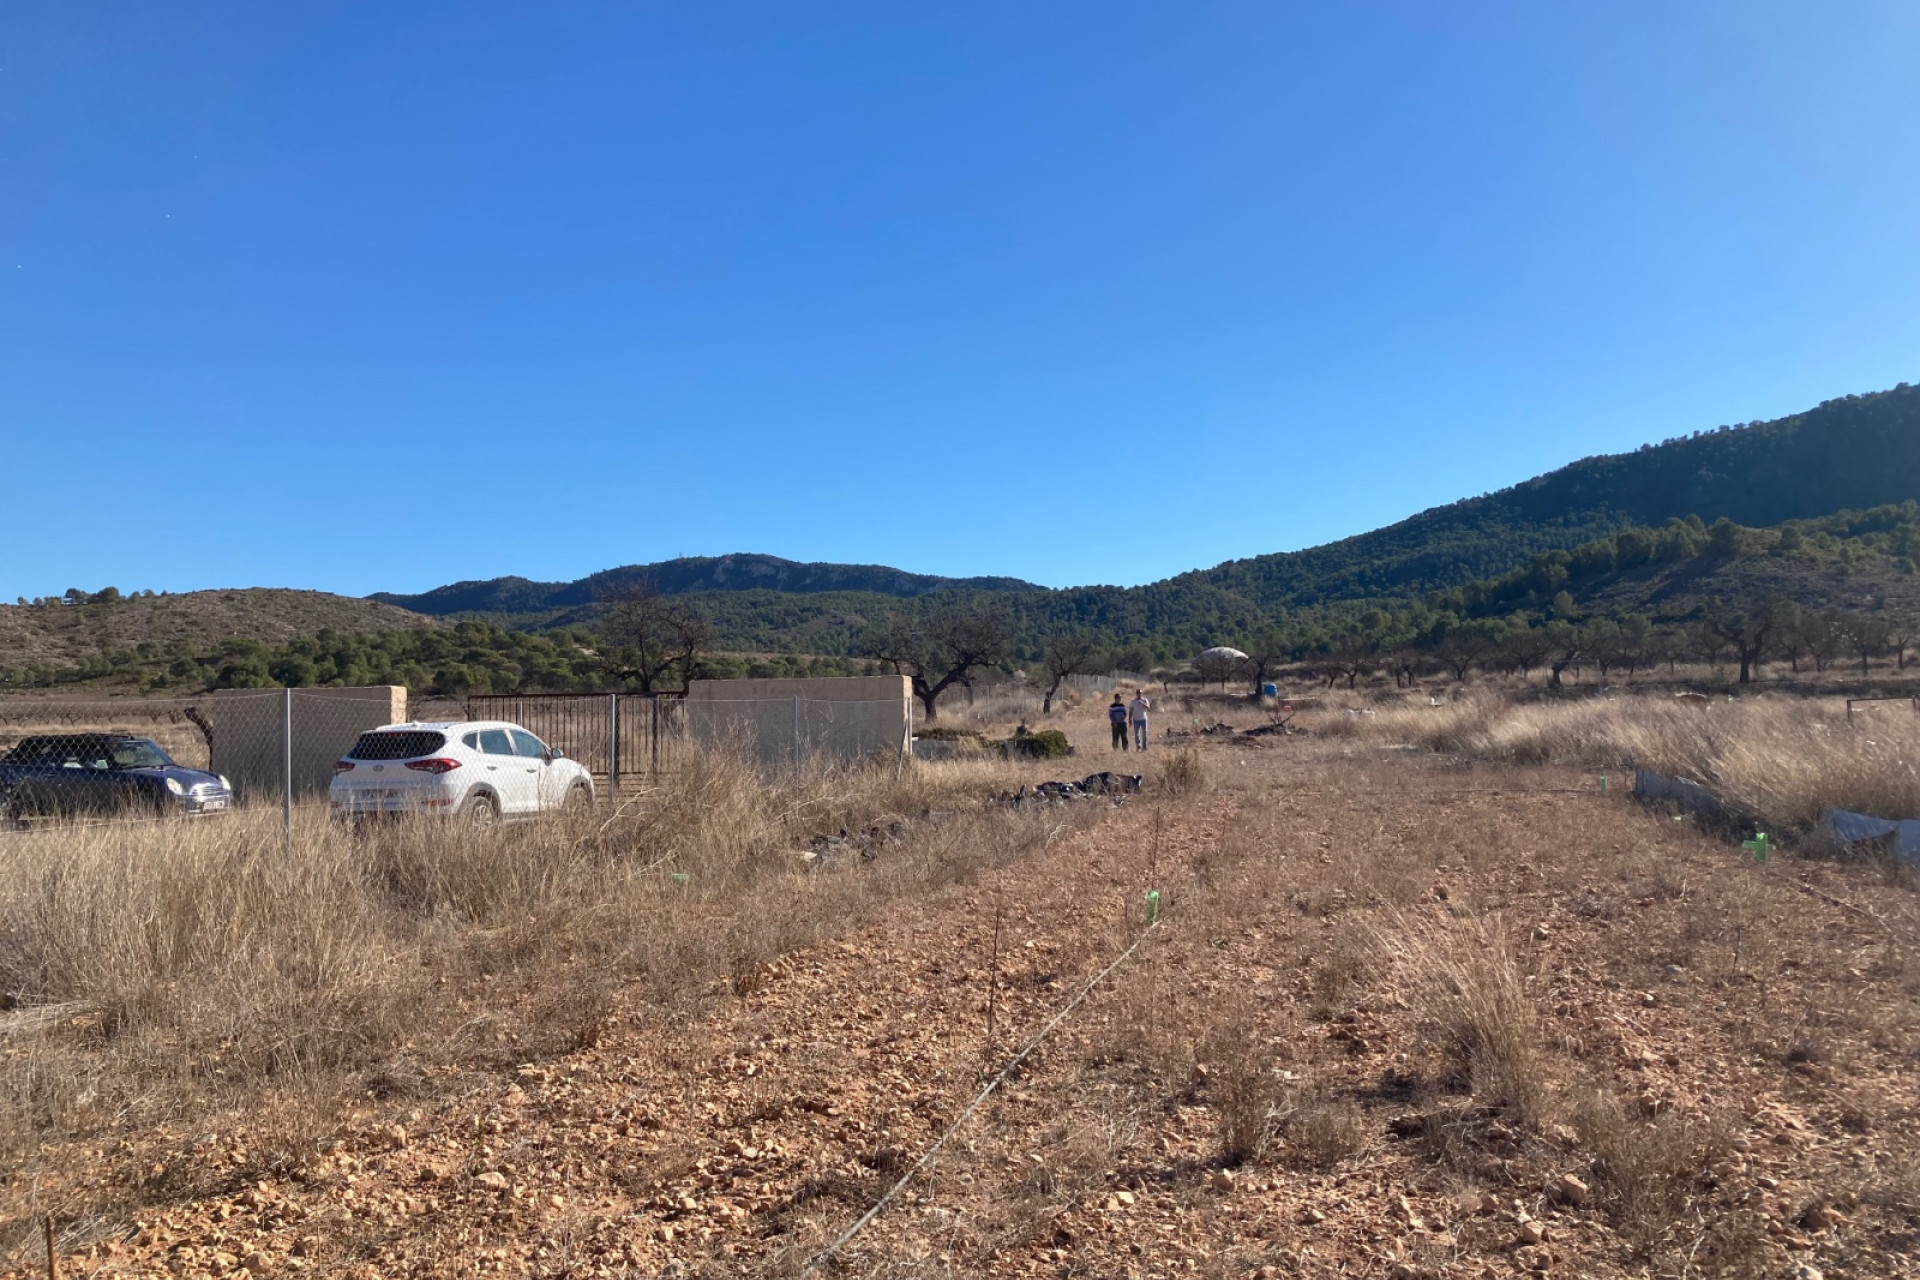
[{"left": 0, "top": 733, "right": 233, "bottom": 825}]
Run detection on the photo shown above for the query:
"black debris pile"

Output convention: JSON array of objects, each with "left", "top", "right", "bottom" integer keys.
[
  {"left": 1164, "top": 722, "right": 1235, "bottom": 741},
  {"left": 987, "top": 771, "right": 1142, "bottom": 809}
]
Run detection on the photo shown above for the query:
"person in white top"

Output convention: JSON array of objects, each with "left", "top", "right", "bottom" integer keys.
[{"left": 1128, "top": 692, "right": 1151, "bottom": 752}]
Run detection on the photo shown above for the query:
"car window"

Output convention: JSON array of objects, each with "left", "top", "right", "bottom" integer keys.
[
  {"left": 509, "top": 729, "right": 547, "bottom": 758},
  {"left": 109, "top": 740, "right": 174, "bottom": 770},
  {"left": 348, "top": 731, "right": 448, "bottom": 760},
  {"left": 478, "top": 729, "right": 514, "bottom": 755},
  {"left": 462, "top": 733, "right": 479, "bottom": 749}
]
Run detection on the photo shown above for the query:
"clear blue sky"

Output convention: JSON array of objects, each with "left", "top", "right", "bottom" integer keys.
[{"left": 4, "top": 2, "right": 1918, "bottom": 600}]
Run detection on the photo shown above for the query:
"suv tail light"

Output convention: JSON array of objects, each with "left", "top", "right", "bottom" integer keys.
[
  {"left": 333, "top": 760, "right": 355, "bottom": 774},
  {"left": 404, "top": 757, "right": 462, "bottom": 774}
]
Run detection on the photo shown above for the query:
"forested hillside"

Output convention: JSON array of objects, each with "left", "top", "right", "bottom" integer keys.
[
  {"left": 1182, "top": 381, "right": 1920, "bottom": 606},
  {"left": 373, "top": 552, "right": 1040, "bottom": 619}
]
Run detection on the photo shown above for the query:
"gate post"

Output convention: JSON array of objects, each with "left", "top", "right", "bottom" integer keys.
[
  {"left": 607, "top": 693, "right": 619, "bottom": 805},
  {"left": 282, "top": 687, "right": 293, "bottom": 830}
]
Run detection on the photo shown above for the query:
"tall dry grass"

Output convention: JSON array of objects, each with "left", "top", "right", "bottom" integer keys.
[
  {"left": 1315, "top": 691, "right": 1920, "bottom": 833},
  {"left": 0, "top": 746, "right": 1069, "bottom": 1230}
]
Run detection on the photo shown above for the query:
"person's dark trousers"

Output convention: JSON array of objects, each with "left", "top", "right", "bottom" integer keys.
[{"left": 1111, "top": 721, "right": 1127, "bottom": 750}]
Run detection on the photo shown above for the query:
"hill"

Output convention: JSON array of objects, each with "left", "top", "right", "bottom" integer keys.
[
  {"left": 1179, "top": 381, "right": 1920, "bottom": 607},
  {"left": 372, "top": 552, "right": 1042, "bottom": 619},
  {"left": 0, "top": 589, "right": 438, "bottom": 685}
]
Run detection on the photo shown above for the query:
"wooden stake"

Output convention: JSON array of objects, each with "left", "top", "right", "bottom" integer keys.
[{"left": 43, "top": 1215, "right": 55, "bottom": 1280}]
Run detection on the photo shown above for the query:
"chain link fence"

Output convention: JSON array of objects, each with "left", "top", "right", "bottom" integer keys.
[
  {"left": 0, "top": 689, "right": 403, "bottom": 828},
  {"left": 1, "top": 678, "right": 913, "bottom": 830}
]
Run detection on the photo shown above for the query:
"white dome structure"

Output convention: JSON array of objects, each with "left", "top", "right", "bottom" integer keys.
[{"left": 1198, "top": 646, "right": 1249, "bottom": 662}]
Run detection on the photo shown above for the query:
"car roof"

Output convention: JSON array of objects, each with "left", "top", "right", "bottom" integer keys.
[{"left": 364, "top": 721, "right": 524, "bottom": 733}]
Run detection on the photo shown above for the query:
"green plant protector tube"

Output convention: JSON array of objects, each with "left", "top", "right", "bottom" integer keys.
[
  {"left": 671, "top": 872, "right": 691, "bottom": 888},
  {"left": 1145, "top": 890, "right": 1160, "bottom": 925}
]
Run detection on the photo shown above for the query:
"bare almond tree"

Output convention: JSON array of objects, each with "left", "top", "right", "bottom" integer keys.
[
  {"left": 598, "top": 578, "right": 711, "bottom": 694},
  {"left": 1038, "top": 631, "right": 1099, "bottom": 714},
  {"left": 864, "top": 601, "right": 1010, "bottom": 721}
]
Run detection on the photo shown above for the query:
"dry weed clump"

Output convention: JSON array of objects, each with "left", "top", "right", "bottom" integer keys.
[
  {"left": 1378, "top": 911, "right": 1543, "bottom": 1123},
  {"left": 1562, "top": 1089, "right": 1734, "bottom": 1253},
  {"left": 1158, "top": 746, "right": 1207, "bottom": 798},
  {"left": 1197, "top": 1005, "right": 1281, "bottom": 1167}
]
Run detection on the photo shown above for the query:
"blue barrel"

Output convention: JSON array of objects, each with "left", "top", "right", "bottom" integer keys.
[{"left": 1262, "top": 683, "right": 1278, "bottom": 698}]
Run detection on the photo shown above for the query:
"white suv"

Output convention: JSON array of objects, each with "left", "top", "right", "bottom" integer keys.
[{"left": 329, "top": 721, "right": 594, "bottom": 825}]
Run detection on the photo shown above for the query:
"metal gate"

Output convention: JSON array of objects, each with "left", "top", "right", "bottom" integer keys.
[{"left": 464, "top": 693, "right": 684, "bottom": 797}]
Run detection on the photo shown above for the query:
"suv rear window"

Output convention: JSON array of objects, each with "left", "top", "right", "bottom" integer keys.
[{"left": 346, "top": 731, "right": 447, "bottom": 761}]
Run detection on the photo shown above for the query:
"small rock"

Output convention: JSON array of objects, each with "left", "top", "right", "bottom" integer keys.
[
  {"left": 1793, "top": 1267, "right": 1823, "bottom": 1280},
  {"left": 1115, "top": 1189, "right": 1136, "bottom": 1206},
  {"left": 1301, "top": 1206, "right": 1327, "bottom": 1224},
  {"left": 1515, "top": 1219, "right": 1546, "bottom": 1245},
  {"left": 1799, "top": 1204, "right": 1839, "bottom": 1230},
  {"left": 474, "top": 1171, "right": 509, "bottom": 1191},
  {"left": 379, "top": 1125, "right": 408, "bottom": 1150},
  {"left": 1550, "top": 1173, "right": 1590, "bottom": 1206},
  {"left": 1757, "top": 1175, "right": 1781, "bottom": 1191},
  {"left": 1211, "top": 1169, "right": 1237, "bottom": 1192}
]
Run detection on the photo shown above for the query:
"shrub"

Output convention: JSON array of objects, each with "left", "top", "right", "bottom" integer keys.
[
  {"left": 1007, "top": 728, "right": 1072, "bottom": 759},
  {"left": 1159, "top": 746, "right": 1207, "bottom": 797}
]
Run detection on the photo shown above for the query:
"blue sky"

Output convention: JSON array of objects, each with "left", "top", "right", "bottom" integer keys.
[{"left": 4, "top": 2, "right": 1918, "bottom": 599}]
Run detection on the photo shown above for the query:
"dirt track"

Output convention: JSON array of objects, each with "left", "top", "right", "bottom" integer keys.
[{"left": 10, "top": 748, "right": 1920, "bottom": 1279}]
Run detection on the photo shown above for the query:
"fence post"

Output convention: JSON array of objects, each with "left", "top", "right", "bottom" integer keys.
[
  {"left": 607, "top": 693, "right": 619, "bottom": 805},
  {"left": 282, "top": 687, "right": 293, "bottom": 831},
  {"left": 792, "top": 695, "right": 801, "bottom": 768}
]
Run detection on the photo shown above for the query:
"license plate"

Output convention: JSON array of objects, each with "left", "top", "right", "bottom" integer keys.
[{"left": 200, "top": 797, "right": 229, "bottom": 812}]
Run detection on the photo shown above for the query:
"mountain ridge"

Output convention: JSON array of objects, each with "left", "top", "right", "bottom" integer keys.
[{"left": 371, "top": 552, "right": 1043, "bottom": 616}]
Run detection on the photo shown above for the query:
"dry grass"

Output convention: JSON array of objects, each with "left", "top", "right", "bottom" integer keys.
[
  {"left": 1157, "top": 746, "right": 1207, "bottom": 798},
  {"left": 1304, "top": 690, "right": 1920, "bottom": 833},
  {"left": 1377, "top": 910, "right": 1543, "bottom": 1123},
  {"left": 0, "top": 746, "right": 1069, "bottom": 1239}
]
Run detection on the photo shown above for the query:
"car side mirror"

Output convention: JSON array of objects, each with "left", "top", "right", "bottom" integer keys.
[{"left": 544, "top": 750, "right": 561, "bottom": 762}]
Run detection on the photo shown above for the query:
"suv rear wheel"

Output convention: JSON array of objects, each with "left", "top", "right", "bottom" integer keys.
[{"left": 462, "top": 792, "right": 500, "bottom": 829}]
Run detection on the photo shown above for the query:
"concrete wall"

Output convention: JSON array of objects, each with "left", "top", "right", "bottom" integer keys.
[
  {"left": 211, "top": 686, "right": 407, "bottom": 803},
  {"left": 684, "top": 675, "right": 909, "bottom": 767}
]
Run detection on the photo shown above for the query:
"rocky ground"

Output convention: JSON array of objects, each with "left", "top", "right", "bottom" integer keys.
[{"left": 8, "top": 744, "right": 1920, "bottom": 1279}]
